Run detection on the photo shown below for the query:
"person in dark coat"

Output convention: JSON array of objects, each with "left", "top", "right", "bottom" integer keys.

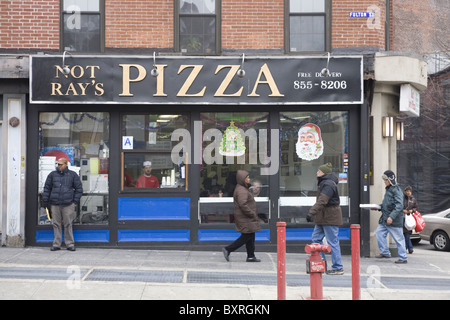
[
  {"left": 403, "top": 186, "right": 418, "bottom": 254},
  {"left": 222, "top": 170, "right": 262, "bottom": 262},
  {"left": 42, "top": 158, "right": 83, "bottom": 251},
  {"left": 306, "top": 163, "right": 344, "bottom": 275}
]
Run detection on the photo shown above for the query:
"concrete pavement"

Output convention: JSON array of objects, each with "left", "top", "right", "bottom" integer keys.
[{"left": 1, "top": 243, "right": 450, "bottom": 301}]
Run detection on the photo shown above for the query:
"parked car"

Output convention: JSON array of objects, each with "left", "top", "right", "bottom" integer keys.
[
  {"left": 420, "top": 208, "right": 450, "bottom": 251},
  {"left": 410, "top": 230, "right": 421, "bottom": 245}
]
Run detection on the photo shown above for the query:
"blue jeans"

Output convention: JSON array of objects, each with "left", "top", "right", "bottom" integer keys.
[
  {"left": 404, "top": 232, "right": 414, "bottom": 252},
  {"left": 311, "top": 225, "right": 343, "bottom": 271},
  {"left": 376, "top": 224, "right": 407, "bottom": 261}
]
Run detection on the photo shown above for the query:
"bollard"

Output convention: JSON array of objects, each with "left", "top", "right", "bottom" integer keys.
[
  {"left": 305, "top": 243, "right": 331, "bottom": 300},
  {"left": 351, "top": 224, "right": 361, "bottom": 300},
  {"left": 277, "top": 222, "right": 287, "bottom": 300}
]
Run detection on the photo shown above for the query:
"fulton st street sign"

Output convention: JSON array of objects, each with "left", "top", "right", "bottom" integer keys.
[{"left": 30, "top": 55, "right": 363, "bottom": 105}]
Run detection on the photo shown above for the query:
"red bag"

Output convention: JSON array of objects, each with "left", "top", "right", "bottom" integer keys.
[{"left": 412, "top": 211, "right": 426, "bottom": 232}]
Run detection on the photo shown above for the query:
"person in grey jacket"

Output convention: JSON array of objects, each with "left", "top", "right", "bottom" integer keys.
[
  {"left": 222, "top": 170, "right": 262, "bottom": 262},
  {"left": 42, "top": 158, "right": 83, "bottom": 251},
  {"left": 373, "top": 170, "right": 407, "bottom": 263}
]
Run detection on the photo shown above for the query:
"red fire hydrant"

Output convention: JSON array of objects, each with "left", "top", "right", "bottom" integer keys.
[{"left": 305, "top": 243, "right": 331, "bottom": 300}]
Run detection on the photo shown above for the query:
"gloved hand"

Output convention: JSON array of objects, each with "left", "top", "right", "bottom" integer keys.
[{"left": 306, "top": 215, "right": 313, "bottom": 223}]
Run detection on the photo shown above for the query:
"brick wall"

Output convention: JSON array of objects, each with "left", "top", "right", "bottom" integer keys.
[
  {"left": 221, "top": 0, "right": 284, "bottom": 50},
  {"left": 106, "top": 0, "right": 173, "bottom": 49},
  {"left": 0, "top": 0, "right": 395, "bottom": 52},
  {"left": 0, "top": 0, "right": 60, "bottom": 49},
  {"left": 392, "top": 0, "right": 447, "bottom": 54},
  {"left": 332, "top": 0, "right": 386, "bottom": 49}
]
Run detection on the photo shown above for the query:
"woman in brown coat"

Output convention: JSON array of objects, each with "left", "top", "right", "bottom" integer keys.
[{"left": 222, "top": 170, "right": 262, "bottom": 262}]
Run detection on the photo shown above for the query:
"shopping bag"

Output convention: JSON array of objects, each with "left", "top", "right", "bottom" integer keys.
[
  {"left": 412, "top": 211, "right": 425, "bottom": 232},
  {"left": 404, "top": 213, "right": 416, "bottom": 231}
]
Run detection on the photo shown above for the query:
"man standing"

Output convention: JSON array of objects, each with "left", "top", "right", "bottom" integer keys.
[
  {"left": 135, "top": 161, "right": 160, "bottom": 188},
  {"left": 222, "top": 170, "right": 262, "bottom": 262},
  {"left": 43, "top": 158, "right": 83, "bottom": 251},
  {"left": 306, "top": 163, "right": 344, "bottom": 275},
  {"left": 374, "top": 170, "right": 408, "bottom": 264}
]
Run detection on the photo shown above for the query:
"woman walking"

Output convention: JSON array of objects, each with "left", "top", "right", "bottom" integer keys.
[{"left": 222, "top": 170, "right": 262, "bottom": 262}]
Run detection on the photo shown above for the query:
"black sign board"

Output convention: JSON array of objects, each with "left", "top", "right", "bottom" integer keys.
[{"left": 30, "top": 55, "right": 362, "bottom": 105}]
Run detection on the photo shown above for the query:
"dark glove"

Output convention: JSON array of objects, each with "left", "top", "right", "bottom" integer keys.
[
  {"left": 42, "top": 202, "right": 49, "bottom": 209},
  {"left": 306, "top": 215, "right": 313, "bottom": 223}
]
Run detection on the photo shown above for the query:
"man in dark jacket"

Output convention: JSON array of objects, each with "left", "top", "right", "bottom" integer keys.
[
  {"left": 374, "top": 170, "right": 407, "bottom": 263},
  {"left": 306, "top": 163, "right": 344, "bottom": 275},
  {"left": 42, "top": 158, "right": 83, "bottom": 251},
  {"left": 222, "top": 170, "right": 262, "bottom": 262}
]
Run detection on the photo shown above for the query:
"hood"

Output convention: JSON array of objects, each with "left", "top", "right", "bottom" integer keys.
[
  {"left": 236, "top": 170, "right": 250, "bottom": 188},
  {"left": 318, "top": 173, "right": 339, "bottom": 185}
]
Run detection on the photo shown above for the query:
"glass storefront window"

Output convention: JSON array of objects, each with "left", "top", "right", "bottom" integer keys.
[
  {"left": 38, "top": 112, "right": 110, "bottom": 225},
  {"left": 199, "top": 112, "right": 270, "bottom": 224},
  {"left": 279, "top": 111, "right": 349, "bottom": 223},
  {"left": 121, "top": 114, "right": 189, "bottom": 190}
]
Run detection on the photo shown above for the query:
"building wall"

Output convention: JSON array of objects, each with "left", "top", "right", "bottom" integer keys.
[
  {"left": 0, "top": 0, "right": 393, "bottom": 51},
  {"left": 221, "top": 0, "right": 284, "bottom": 50},
  {"left": 105, "top": 0, "right": 174, "bottom": 49},
  {"left": 0, "top": 0, "right": 60, "bottom": 50},
  {"left": 332, "top": 0, "right": 387, "bottom": 49}
]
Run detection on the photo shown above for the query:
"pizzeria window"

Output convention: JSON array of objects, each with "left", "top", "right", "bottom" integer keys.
[
  {"left": 198, "top": 112, "right": 271, "bottom": 224},
  {"left": 121, "top": 114, "right": 190, "bottom": 191},
  {"left": 38, "top": 112, "right": 110, "bottom": 225}
]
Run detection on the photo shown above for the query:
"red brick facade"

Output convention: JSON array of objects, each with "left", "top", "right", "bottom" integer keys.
[
  {"left": 331, "top": 0, "right": 387, "bottom": 49},
  {"left": 0, "top": 0, "right": 59, "bottom": 49},
  {"left": 105, "top": 0, "right": 174, "bottom": 49},
  {"left": 0, "top": 0, "right": 398, "bottom": 51}
]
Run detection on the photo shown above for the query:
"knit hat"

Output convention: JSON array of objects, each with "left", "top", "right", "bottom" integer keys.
[
  {"left": 382, "top": 170, "right": 397, "bottom": 186},
  {"left": 318, "top": 162, "right": 333, "bottom": 174}
]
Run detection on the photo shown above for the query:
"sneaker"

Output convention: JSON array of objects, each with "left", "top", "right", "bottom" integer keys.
[
  {"left": 326, "top": 269, "right": 344, "bottom": 275},
  {"left": 375, "top": 254, "right": 391, "bottom": 258},
  {"left": 222, "top": 248, "right": 230, "bottom": 262},
  {"left": 246, "top": 257, "right": 261, "bottom": 262},
  {"left": 395, "top": 259, "right": 407, "bottom": 264},
  {"left": 50, "top": 246, "right": 60, "bottom": 251},
  {"left": 67, "top": 246, "right": 76, "bottom": 252}
]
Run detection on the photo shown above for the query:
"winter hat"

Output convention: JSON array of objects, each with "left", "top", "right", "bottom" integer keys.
[
  {"left": 318, "top": 162, "right": 333, "bottom": 174},
  {"left": 382, "top": 170, "right": 397, "bottom": 186}
]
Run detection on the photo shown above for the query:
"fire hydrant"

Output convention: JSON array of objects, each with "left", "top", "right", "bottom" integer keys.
[{"left": 305, "top": 243, "right": 331, "bottom": 300}]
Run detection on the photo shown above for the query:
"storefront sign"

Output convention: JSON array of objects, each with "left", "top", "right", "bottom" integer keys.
[
  {"left": 30, "top": 55, "right": 363, "bottom": 105},
  {"left": 399, "top": 84, "right": 420, "bottom": 117}
]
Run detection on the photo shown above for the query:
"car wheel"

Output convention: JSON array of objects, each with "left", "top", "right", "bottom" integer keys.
[{"left": 432, "top": 231, "right": 450, "bottom": 251}]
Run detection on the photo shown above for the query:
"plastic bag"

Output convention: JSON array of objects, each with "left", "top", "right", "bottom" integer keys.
[
  {"left": 404, "top": 213, "right": 416, "bottom": 231},
  {"left": 413, "top": 211, "right": 426, "bottom": 232}
]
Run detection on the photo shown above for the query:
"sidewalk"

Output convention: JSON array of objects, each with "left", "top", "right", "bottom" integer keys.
[{"left": 1, "top": 246, "right": 450, "bottom": 300}]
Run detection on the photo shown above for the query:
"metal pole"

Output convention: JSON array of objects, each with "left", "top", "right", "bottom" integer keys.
[
  {"left": 351, "top": 224, "right": 361, "bottom": 300},
  {"left": 277, "top": 221, "right": 286, "bottom": 300}
]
